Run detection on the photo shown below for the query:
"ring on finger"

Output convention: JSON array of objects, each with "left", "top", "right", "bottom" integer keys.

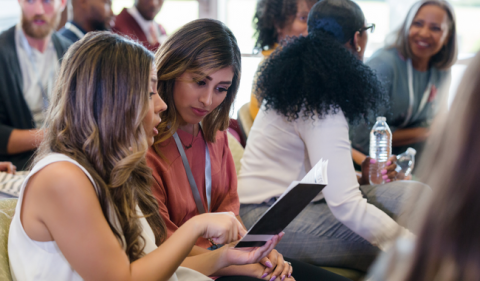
[{"left": 284, "top": 261, "right": 292, "bottom": 266}]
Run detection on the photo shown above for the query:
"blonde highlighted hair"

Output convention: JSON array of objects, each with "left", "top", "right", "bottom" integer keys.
[
  {"left": 154, "top": 18, "right": 241, "bottom": 145},
  {"left": 35, "top": 31, "right": 166, "bottom": 261}
]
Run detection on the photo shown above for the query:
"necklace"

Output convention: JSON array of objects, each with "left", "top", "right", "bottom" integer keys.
[{"left": 181, "top": 125, "right": 196, "bottom": 150}]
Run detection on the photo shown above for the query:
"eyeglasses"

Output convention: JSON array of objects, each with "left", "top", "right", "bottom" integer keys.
[{"left": 359, "top": 23, "right": 375, "bottom": 34}]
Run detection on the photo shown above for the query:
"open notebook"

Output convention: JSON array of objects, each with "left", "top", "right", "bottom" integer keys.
[{"left": 236, "top": 159, "right": 328, "bottom": 248}]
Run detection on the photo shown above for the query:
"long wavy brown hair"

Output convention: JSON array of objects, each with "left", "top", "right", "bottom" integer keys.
[
  {"left": 153, "top": 18, "right": 241, "bottom": 147},
  {"left": 35, "top": 31, "right": 166, "bottom": 262}
]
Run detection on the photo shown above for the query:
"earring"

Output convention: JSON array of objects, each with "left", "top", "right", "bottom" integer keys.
[{"left": 357, "top": 46, "right": 361, "bottom": 53}]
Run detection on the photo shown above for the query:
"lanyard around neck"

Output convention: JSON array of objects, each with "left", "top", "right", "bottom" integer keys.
[
  {"left": 400, "top": 59, "right": 433, "bottom": 128},
  {"left": 172, "top": 125, "right": 212, "bottom": 213}
]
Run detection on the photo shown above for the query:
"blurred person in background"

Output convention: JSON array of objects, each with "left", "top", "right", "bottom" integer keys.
[
  {"left": 0, "top": 162, "right": 16, "bottom": 174},
  {"left": 58, "top": 0, "right": 114, "bottom": 42},
  {"left": 113, "top": 0, "right": 167, "bottom": 52},
  {"left": 367, "top": 50, "right": 480, "bottom": 281},
  {"left": 248, "top": 0, "right": 318, "bottom": 121},
  {"left": 349, "top": 0, "right": 457, "bottom": 167},
  {"left": 0, "top": 0, "right": 71, "bottom": 170},
  {"left": 238, "top": 0, "right": 428, "bottom": 272}
]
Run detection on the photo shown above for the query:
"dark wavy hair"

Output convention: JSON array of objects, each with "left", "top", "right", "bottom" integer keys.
[
  {"left": 253, "top": 0, "right": 318, "bottom": 52},
  {"left": 255, "top": 0, "right": 386, "bottom": 123}
]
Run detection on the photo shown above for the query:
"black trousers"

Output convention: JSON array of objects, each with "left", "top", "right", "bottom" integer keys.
[{"left": 216, "top": 257, "right": 351, "bottom": 281}]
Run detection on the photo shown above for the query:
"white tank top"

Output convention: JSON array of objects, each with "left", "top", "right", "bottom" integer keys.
[{"left": 8, "top": 153, "right": 211, "bottom": 281}]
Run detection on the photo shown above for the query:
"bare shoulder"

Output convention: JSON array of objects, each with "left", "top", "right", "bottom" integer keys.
[
  {"left": 22, "top": 161, "right": 100, "bottom": 241},
  {"left": 31, "top": 161, "right": 93, "bottom": 193},
  {"left": 25, "top": 161, "right": 98, "bottom": 209}
]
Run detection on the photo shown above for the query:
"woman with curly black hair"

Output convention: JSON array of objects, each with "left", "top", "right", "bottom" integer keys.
[
  {"left": 238, "top": 0, "right": 429, "bottom": 272},
  {"left": 249, "top": 0, "right": 318, "bottom": 120}
]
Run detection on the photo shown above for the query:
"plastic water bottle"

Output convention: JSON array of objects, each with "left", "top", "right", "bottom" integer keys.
[
  {"left": 369, "top": 117, "right": 392, "bottom": 185},
  {"left": 396, "top": 147, "right": 416, "bottom": 178}
]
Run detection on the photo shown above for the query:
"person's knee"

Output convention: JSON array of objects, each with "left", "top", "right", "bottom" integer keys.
[
  {"left": 239, "top": 204, "right": 269, "bottom": 228},
  {"left": 400, "top": 180, "right": 431, "bottom": 200},
  {"left": 381, "top": 180, "right": 430, "bottom": 200}
]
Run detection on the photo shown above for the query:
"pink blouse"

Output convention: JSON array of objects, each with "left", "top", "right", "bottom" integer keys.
[{"left": 147, "top": 129, "right": 240, "bottom": 248}]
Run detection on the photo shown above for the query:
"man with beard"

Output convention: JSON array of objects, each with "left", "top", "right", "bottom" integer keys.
[
  {"left": 0, "top": 0, "right": 72, "bottom": 170},
  {"left": 58, "top": 0, "right": 114, "bottom": 42},
  {"left": 113, "top": 0, "right": 167, "bottom": 52}
]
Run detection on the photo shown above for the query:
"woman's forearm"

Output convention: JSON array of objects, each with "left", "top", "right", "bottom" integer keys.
[
  {"left": 392, "top": 127, "right": 430, "bottom": 147},
  {"left": 179, "top": 247, "right": 229, "bottom": 276},
  {"left": 214, "top": 263, "right": 264, "bottom": 277},
  {"left": 184, "top": 245, "right": 264, "bottom": 277},
  {"left": 352, "top": 148, "right": 367, "bottom": 166},
  {"left": 131, "top": 217, "right": 223, "bottom": 281}
]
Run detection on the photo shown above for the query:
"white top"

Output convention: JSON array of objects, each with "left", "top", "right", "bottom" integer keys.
[
  {"left": 238, "top": 108, "right": 403, "bottom": 250},
  {"left": 8, "top": 153, "right": 211, "bottom": 281},
  {"left": 14, "top": 24, "right": 59, "bottom": 128}
]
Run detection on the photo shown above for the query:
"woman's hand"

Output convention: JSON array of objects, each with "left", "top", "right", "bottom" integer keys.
[
  {"left": 219, "top": 233, "right": 283, "bottom": 268},
  {"left": 195, "top": 212, "right": 247, "bottom": 245},
  {"left": 260, "top": 247, "right": 293, "bottom": 280},
  {"left": 258, "top": 248, "right": 293, "bottom": 281},
  {"left": 249, "top": 262, "right": 295, "bottom": 281},
  {"left": 0, "top": 162, "right": 16, "bottom": 174},
  {"left": 359, "top": 156, "right": 398, "bottom": 185}
]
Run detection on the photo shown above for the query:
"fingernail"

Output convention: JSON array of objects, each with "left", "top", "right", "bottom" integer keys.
[
  {"left": 382, "top": 175, "right": 388, "bottom": 179},
  {"left": 381, "top": 169, "right": 387, "bottom": 175},
  {"left": 261, "top": 273, "right": 268, "bottom": 278},
  {"left": 370, "top": 158, "right": 376, "bottom": 163},
  {"left": 270, "top": 276, "right": 276, "bottom": 281},
  {"left": 281, "top": 275, "right": 286, "bottom": 281},
  {"left": 386, "top": 161, "right": 391, "bottom": 165},
  {"left": 288, "top": 273, "right": 292, "bottom": 278},
  {"left": 266, "top": 261, "right": 273, "bottom": 268},
  {"left": 386, "top": 179, "right": 391, "bottom": 182}
]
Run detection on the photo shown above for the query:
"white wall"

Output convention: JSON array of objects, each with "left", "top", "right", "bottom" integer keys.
[{"left": 0, "top": 0, "right": 20, "bottom": 32}]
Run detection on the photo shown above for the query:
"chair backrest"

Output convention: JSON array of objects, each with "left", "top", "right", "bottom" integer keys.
[
  {"left": 226, "top": 132, "right": 244, "bottom": 175},
  {"left": 237, "top": 102, "right": 254, "bottom": 140},
  {"left": 0, "top": 199, "right": 17, "bottom": 281},
  {"left": 228, "top": 119, "right": 246, "bottom": 148}
]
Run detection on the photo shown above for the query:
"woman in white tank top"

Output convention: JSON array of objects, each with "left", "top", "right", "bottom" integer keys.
[{"left": 8, "top": 32, "right": 280, "bottom": 281}]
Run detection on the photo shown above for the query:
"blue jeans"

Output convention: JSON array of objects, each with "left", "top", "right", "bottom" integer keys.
[{"left": 239, "top": 181, "right": 429, "bottom": 272}]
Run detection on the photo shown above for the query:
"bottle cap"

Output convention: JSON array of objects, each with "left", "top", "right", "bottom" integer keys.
[
  {"left": 376, "top": 116, "right": 386, "bottom": 122},
  {"left": 406, "top": 147, "right": 417, "bottom": 155}
]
